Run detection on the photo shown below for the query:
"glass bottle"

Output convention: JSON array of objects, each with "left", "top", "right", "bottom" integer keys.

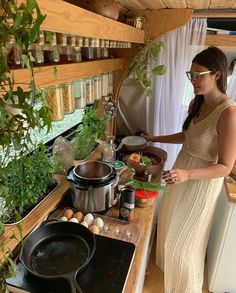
[
  {"left": 102, "top": 138, "right": 116, "bottom": 166},
  {"left": 7, "top": 36, "right": 22, "bottom": 68}
]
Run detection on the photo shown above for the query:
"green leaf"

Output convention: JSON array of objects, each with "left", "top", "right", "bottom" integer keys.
[{"left": 152, "top": 64, "right": 167, "bottom": 75}]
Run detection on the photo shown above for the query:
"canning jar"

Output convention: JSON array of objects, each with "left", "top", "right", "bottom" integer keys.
[
  {"left": 43, "top": 85, "right": 64, "bottom": 121},
  {"left": 62, "top": 82, "right": 75, "bottom": 114},
  {"left": 74, "top": 80, "right": 86, "bottom": 108}
]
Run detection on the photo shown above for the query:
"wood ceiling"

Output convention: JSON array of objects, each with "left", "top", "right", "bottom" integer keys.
[{"left": 116, "top": 0, "right": 236, "bottom": 13}]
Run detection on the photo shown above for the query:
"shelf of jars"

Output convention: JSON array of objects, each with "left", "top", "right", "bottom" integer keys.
[
  {"left": 10, "top": 58, "right": 123, "bottom": 91},
  {"left": 37, "top": 0, "right": 145, "bottom": 44}
]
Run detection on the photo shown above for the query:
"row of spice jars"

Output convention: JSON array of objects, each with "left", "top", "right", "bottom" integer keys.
[
  {"left": 43, "top": 72, "right": 113, "bottom": 121},
  {"left": 6, "top": 31, "right": 132, "bottom": 68}
]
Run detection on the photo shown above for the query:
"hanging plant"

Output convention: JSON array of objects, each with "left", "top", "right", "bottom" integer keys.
[{"left": 129, "top": 39, "right": 167, "bottom": 96}]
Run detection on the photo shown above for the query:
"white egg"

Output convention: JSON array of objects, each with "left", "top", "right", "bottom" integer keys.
[
  {"left": 69, "top": 217, "right": 79, "bottom": 223},
  {"left": 60, "top": 216, "right": 68, "bottom": 222},
  {"left": 84, "top": 213, "right": 94, "bottom": 226},
  {"left": 94, "top": 217, "right": 104, "bottom": 229},
  {"left": 80, "top": 221, "right": 89, "bottom": 228}
]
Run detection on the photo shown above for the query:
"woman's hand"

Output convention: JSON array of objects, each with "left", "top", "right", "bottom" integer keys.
[
  {"left": 162, "top": 169, "right": 190, "bottom": 184},
  {"left": 141, "top": 131, "right": 154, "bottom": 142}
]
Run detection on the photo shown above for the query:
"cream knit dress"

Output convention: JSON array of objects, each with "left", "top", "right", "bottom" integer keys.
[{"left": 156, "top": 99, "right": 235, "bottom": 293}]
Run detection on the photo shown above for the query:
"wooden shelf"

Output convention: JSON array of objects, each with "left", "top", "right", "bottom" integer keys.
[
  {"left": 37, "top": 0, "right": 145, "bottom": 44},
  {"left": 10, "top": 58, "right": 124, "bottom": 90},
  {"left": 206, "top": 34, "right": 236, "bottom": 47}
]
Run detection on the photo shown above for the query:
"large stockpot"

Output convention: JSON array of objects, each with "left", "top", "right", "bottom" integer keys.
[{"left": 67, "top": 161, "right": 119, "bottom": 213}]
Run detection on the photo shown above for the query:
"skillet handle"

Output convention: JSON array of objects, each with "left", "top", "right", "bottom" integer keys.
[{"left": 64, "top": 274, "right": 83, "bottom": 293}]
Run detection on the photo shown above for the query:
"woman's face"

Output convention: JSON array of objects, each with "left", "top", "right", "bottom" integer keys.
[{"left": 188, "top": 62, "right": 219, "bottom": 96}]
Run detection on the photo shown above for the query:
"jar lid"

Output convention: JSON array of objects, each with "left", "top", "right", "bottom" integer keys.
[{"left": 135, "top": 189, "right": 158, "bottom": 199}]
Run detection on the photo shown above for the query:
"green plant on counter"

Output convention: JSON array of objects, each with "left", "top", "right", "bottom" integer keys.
[
  {"left": 129, "top": 39, "right": 167, "bottom": 96},
  {"left": 1, "top": 144, "right": 59, "bottom": 224},
  {"left": 72, "top": 106, "right": 109, "bottom": 160}
]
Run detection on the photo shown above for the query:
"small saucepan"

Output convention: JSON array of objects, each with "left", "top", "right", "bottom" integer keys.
[
  {"left": 20, "top": 221, "right": 96, "bottom": 293},
  {"left": 116, "top": 136, "right": 147, "bottom": 152}
]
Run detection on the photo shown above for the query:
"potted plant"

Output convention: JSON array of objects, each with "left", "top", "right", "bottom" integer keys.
[{"left": 72, "top": 106, "right": 109, "bottom": 160}]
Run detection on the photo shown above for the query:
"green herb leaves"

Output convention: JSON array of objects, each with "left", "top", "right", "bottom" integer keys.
[{"left": 130, "top": 40, "right": 167, "bottom": 96}]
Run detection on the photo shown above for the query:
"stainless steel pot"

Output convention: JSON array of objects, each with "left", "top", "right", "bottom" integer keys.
[{"left": 67, "top": 161, "right": 119, "bottom": 213}]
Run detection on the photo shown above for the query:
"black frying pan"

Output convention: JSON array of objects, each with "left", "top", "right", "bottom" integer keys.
[{"left": 20, "top": 221, "right": 96, "bottom": 293}]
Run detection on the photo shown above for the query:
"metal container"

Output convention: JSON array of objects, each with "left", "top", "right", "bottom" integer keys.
[{"left": 67, "top": 161, "right": 119, "bottom": 213}]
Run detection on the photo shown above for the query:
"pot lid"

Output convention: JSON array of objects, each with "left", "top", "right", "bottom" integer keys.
[
  {"left": 73, "top": 161, "right": 114, "bottom": 181},
  {"left": 122, "top": 136, "right": 146, "bottom": 146}
]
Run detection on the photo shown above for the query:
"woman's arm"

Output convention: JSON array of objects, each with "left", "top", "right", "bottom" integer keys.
[
  {"left": 163, "top": 106, "right": 236, "bottom": 184},
  {"left": 142, "top": 132, "right": 185, "bottom": 144}
]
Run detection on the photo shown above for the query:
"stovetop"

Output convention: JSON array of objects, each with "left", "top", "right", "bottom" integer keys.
[{"left": 6, "top": 235, "right": 135, "bottom": 293}]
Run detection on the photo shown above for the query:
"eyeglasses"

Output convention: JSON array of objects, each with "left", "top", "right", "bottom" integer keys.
[{"left": 186, "top": 70, "right": 212, "bottom": 80}]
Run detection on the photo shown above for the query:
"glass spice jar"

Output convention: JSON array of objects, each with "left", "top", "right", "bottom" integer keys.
[
  {"left": 43, "top": 85, "right": 64, "bottom": 121},
  {"left": 101, "top": 73, "right": 109, "bottom": 97},
  {"left": 85, "top": 77, "right": 95, "bottom": 105},
  {"left": 74, "top": 80, "right": 86, "bottom": 109},
  {"left": 62, "top": 82, "right": 75, "bottom": 114},
  {"left": 94, "top": 75, "right": 102, "bottom": 100}
]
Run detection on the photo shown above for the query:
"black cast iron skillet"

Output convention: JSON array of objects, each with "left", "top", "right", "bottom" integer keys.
[{"left": 20, "top": 221, "right": 96, "bottom": 293}]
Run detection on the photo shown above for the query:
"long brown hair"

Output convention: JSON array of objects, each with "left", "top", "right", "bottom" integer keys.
[{"left": 182, "top": 46, "right": 228, "bottom": 131}]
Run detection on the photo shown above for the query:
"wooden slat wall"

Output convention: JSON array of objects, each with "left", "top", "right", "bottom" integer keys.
[
  {"left": 162, "top": 0, "right": 186, "bottom": 8},
  {"left": 187, "top": 0, "right": 210, "bottom": 9},
  {"left": 117, "top": 0, "right": 236, "bottom": 10},
  {"left": 209, "top": 0, "right": 236, "bottom": 9}
]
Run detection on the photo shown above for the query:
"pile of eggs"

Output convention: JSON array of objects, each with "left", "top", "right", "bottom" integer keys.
[{"left": 60, "top": 208, "right": 104, "bottom": 235}]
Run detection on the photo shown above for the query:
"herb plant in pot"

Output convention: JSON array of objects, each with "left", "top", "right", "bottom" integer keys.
[{"left": 72, "top": 106, "right": 109, "bottom": 161}]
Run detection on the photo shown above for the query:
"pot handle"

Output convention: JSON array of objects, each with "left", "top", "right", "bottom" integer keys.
[{"left": 114, "top": 141, "right": 123, "bottom": 152}]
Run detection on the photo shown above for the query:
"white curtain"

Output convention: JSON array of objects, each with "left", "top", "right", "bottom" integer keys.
[
  {"left": 227, "top": 63, "right": 236, "bottom": 101},
  {"left": 146, "top": 18, "right": 207, "bottom": 170}
]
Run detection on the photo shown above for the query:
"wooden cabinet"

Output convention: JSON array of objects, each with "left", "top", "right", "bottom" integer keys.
[{"left": 14, "top": 0, "right": 145, "bottom": 90}]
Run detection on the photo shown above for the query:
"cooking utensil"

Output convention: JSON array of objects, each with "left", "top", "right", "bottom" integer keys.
[
  {"left": 67, "top": 161, "right": 119, "bottom": 212},
  {"left": 116, "top": 136, "right": 147, "bottom": 152},
  {"left": 20, "top": 221, "right": 96, "bottom": 293}
]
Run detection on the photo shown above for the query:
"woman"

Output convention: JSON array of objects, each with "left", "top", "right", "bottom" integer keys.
[{"left": 142, "top": 46, "right": 236, "bottom": 293}]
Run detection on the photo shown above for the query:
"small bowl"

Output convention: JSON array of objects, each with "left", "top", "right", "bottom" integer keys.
[{"left": 127, "top": 151, "right": 163, "bottom": 179}]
